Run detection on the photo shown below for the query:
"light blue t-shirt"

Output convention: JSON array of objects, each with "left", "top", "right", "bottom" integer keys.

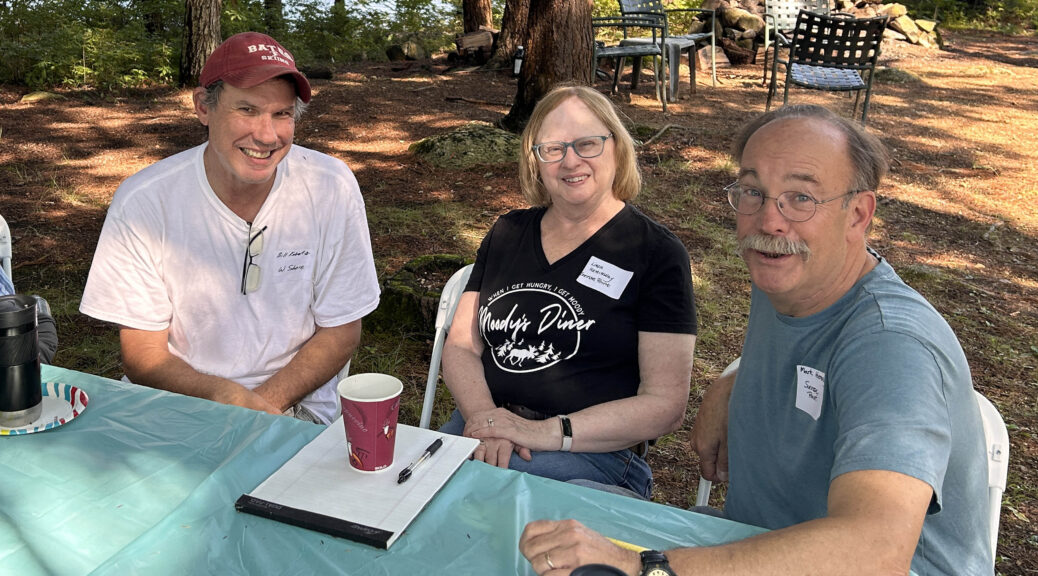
[{"left": 726, "top": 254, "right": 991, "bottom": 575}]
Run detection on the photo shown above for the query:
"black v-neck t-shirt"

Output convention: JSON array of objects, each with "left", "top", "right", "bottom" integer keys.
[{"left": 465, "top": 205, "right": 697, "bottom": 415}]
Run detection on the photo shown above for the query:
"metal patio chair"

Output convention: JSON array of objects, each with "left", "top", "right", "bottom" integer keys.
[
  {"left": 761, "top": 0, "right": 832, "bottom": 85},
  {"left": 593, "top": 16, "right": 668, "bottom": 112},
  {"left": 766, "top": 10, "right": 889, "bottom": 125},
  {"left": 617, "top": 0, "right": 717, "bottom": 100}
]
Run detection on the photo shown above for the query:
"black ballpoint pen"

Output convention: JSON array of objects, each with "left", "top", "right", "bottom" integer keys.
[{"left": 397, "top": 438, "right": 444, "bottom": 484}]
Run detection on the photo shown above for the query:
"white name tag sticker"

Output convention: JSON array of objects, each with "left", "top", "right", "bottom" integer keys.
[
  {"left": 795, "top": 365, "right": 825, "bottom": 421},
  {"left": 273, "top": 248, "right": 314, "bottom": 278},
  {"left": 576, "top": 256, "right": 633, "bottom": 300}
]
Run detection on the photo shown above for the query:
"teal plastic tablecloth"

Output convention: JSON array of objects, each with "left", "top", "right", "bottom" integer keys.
[{"left": 1, "top": 366, "right": 768, "bottom": 575}]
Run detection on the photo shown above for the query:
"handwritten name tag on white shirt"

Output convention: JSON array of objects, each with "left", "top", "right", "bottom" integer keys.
[
  {"left": 577, "top": 256, "right": 633, "bottom": 300},
  {"left": 274, "top": 249, "right": 313, "bottom": 278},
  {"left": 795, "top": 365, "right": 825, "bottom": 421}
]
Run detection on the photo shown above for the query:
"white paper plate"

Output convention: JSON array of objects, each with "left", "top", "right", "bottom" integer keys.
[{"left": 0, "top": 382, "right": 89, "bottom": 436}]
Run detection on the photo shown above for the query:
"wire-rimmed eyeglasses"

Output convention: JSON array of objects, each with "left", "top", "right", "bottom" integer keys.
[
  {"left": 241, "top": 225, "right": 267, "bottom": 295},
  {"left": 725, "top": 182, "right": 857, "bottom": 223},
  {"left": 532, "top": 133, "right": 613, "bottom": 163}
]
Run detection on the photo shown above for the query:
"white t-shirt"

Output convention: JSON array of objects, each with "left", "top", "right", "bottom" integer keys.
[{"left": 81, "top": 144, "right": 380, "bottom": 423}]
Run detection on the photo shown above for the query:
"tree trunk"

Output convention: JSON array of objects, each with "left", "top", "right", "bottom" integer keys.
[
  {"left": 463, "top": 0, "right": 493, "bottom": 34},
  {"left": 180, "top": 0, "right": 222, "bottom": 86},
  {"left": 500, "top": 0, "right": 593, "bottom": 133},
  {"left": 487, "top": 0, "right": 530, "bottom": 69},
  {"left": 264, "top": 0, "right": 286, "bottom": 38}
]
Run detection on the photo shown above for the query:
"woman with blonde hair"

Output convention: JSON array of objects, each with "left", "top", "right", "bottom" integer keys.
[{"left": 441, "top": 85, "right": 697, "bottom": 497}]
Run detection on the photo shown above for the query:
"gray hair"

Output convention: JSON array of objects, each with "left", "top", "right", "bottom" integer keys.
[
  {"left": 202, "top": 78, "right": 308, "bottom": 121},
  {"left": 731, "top": 105, "right": 888, "bottom": 201}
]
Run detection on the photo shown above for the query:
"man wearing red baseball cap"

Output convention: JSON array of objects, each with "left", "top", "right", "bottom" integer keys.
[{"left": 81, "top": 32, "right": 380, "bottom": 425}]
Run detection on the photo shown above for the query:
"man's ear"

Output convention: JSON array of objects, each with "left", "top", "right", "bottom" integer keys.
[
  {"left": 848, "top": 190, "right": 877, "bottom": 237},
  {"left": 192, "top": 87, "right": 210, "bottom": 126}
]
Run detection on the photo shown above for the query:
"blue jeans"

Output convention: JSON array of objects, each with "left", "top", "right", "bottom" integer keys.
[{"left": 440, "top": 409, "right": 654, "bottom": 499}]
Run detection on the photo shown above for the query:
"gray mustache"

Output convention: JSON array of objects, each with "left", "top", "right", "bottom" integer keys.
[{"left": 739, "top": 234, "right": 811, "bottom": 258}]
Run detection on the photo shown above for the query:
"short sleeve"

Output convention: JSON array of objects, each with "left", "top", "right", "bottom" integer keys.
[
  {"left": 636, "top": 232, "right": 697, "bottom": 335},
  {"left": 829, "top": 331, "right": 952, "bottom": 511}
]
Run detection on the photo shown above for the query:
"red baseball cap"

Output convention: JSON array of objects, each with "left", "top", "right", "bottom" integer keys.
[{"left": 200, "top": 32, "right": 311, "bottom": 103}]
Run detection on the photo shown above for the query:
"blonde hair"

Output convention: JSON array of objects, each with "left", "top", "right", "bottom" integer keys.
[{"left": 518, "top": 85, "right": 641, "bottom": 206}]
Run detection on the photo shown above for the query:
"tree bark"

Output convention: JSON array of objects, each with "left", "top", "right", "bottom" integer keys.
[
  {"left": 463, "top": 0, "right": 493, "bottom": 34},
  {"left": 264, "top": 0, "right": 286, "bottom": 38},
  {"left": 487, "top": 0, "right": 530, "bottom": 68},
  {"left": 180, "top": 0, "right": 222, "bottom": 86},
  {"left": 500, "top": 0, "right": 594, "bottom": 133}
]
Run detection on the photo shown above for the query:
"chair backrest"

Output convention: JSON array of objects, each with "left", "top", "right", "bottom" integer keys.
[
  {"left": 974, "top": 390, "right": 1009, "bottom": 564},
  {"left": 766, "top": 0, "right": 830, "bottom": 31},
  {"left": 788, "top": 10, "right": 887, "bottom": 72},
  {"left": 619, "top": 0, "right": 665, "bottom": 15},
  {"left": 694, "top": 357, "right": 741, "bottom": 507},
  {"left": 0, "top": 212, "right": 12, "bottom": 285},
  {"left": 419, "top": 264, "right": 474, "bottom": 429}
]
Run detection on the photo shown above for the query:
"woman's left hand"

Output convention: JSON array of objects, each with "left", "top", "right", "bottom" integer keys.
[{"left": 465, "top": 407, "right": 552, "bottom": 455}]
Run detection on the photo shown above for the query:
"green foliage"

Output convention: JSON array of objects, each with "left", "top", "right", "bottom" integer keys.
[
  {"left": 0, "top": 0, "right": 182, "bottom": 90},
  {"left": 0, "top": 0, "right": 464, "bottom": 90}
]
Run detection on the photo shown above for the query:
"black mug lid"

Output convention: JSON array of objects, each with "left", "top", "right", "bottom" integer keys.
[{"left": 0, "top": 294, "right": 37, "bottom": 329}]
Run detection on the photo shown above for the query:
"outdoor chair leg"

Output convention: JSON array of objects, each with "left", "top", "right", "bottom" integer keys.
[
  {"left": 612, "top": 57, "right": 624, "bottom": 93},
  {"left": 630, "top": 56, "right": 643, "bottom": 90},
  {"left": 688, "top": 46, "right": 698, "bottom": 96}
]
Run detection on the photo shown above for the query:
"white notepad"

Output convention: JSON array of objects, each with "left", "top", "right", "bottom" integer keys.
[{"left": 236, "top": 420, "right": 479, "bottom": 548}]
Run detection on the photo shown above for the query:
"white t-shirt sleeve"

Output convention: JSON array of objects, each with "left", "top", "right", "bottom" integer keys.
[
  {"left": 310, "top": 165, "right": 380, "bottom": 328},
  {"left": 80, "top": 197, "right": 173, "bottom": 331}
]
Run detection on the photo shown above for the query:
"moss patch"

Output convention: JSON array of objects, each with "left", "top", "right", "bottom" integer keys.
[{"left": 410, "top": 122, "right": 520, "bottom": 169}]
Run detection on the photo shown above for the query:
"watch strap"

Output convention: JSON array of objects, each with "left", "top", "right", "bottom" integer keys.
[
  {"left": 558, "top": 415, "right": 572, "bottom": 451},
  {"left": 639, "top": 549, "right": 676, "bottom": 576}
]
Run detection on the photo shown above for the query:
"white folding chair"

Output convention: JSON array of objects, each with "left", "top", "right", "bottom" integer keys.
[
  {"left": 419, "top": 264, "right": 474, "bottom": 429},
  {"left": 0, "top": 213, "right": 12, "bottom": 286},
  {"left": 694, "top": 357, "right": 740, "bottom": 506},
  {"left": 974, "top": 390, "right": 1009, "bottom": 565}
]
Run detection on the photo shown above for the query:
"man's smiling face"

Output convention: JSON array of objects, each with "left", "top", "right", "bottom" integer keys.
[{"left": 195, "top": 77, "right": 296, "bottom": 197}]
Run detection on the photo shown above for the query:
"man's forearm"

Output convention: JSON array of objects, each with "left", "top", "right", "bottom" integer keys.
[
  {"left": 120, "top": 326, "right": 279, "bottom": 413},
  {"left": 254, "top": 320, "right": 361, "bottom": 412}
]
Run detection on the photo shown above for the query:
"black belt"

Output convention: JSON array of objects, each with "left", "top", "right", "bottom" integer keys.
[{"left": 501, "top": 402, "right": 650, "bottom": 458}]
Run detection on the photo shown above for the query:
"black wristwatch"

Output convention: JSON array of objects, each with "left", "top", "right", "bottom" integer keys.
[{"left": 639, "top": 550, "right": 676, "bottom": 576}]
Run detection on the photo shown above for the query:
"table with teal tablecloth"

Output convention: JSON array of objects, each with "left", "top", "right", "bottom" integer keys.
[{"left": 1, "top": 365, "right": 770, "bottom": 575}]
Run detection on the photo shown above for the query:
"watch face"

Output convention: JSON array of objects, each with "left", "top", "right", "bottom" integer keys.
[{"left": 645, "top": 569, "right": 673, "bottom": 576}]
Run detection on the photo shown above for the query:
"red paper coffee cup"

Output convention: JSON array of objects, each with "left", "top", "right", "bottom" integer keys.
[{"left": 338, "top": 373, "right": 403, "bottom": 473}]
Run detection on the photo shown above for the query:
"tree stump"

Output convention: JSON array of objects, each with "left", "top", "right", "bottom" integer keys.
[{"left": 365, "top": 254, "right": 471, "bottom": 335}]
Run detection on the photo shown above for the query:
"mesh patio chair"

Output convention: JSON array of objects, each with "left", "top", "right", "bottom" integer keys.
[
  {"left": 765, "top": 10, "right": 889, "bottom": 125},
  {"left": 617, "top": 0, "right": 717, "bottom": 101},
  {"left": 761, "top": 0, "right": 832, "bottom": 85},
  {"left": 593, "top": 16, "right": 668, "bottom": 112}
]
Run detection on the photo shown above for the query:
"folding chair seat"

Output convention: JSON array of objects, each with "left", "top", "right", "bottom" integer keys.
[{"left": 419, "top": 264, "right": 474, "bottom": 429}]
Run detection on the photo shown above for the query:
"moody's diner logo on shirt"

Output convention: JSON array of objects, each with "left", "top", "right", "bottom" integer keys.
[{"left": 478, "top": 283, "right": 595, "bottom": 373}]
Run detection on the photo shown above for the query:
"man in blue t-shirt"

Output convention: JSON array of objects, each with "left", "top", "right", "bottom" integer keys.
[{"left": 517, "top": 105, "right": 990, "bottom": 576}]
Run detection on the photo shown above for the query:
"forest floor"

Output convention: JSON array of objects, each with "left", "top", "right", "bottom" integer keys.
[{"left": 1, "top": 28, "right": 1036, "bottom": 573}]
